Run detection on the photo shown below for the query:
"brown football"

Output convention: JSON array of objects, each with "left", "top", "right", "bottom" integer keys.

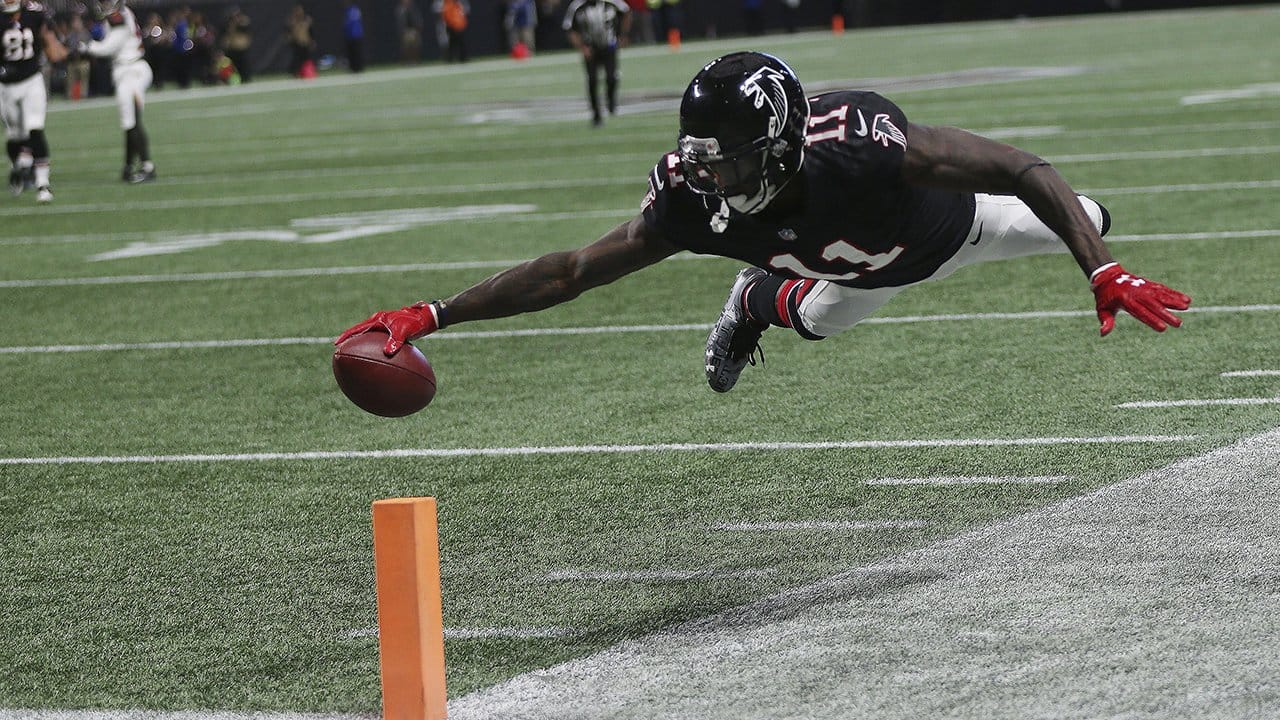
[{"left": 332, "top": 332, "right": 436, "bottom": 417}]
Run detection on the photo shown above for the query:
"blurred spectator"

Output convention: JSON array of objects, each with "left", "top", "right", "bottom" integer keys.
[
  {"left": 563, "top": 0, "right": 630, "bottom": 127},
  {"left": 286, "top": 4, "right": 316, "bottom": 77},
  {"left": 221, "top": 7, "right": 252, "bottom": 82},
  {"left": 534, "top": 0, "right": 560, "bottom": 50},
  {"left": 505, "top": 0, "right": 536, "bottom": 54},
  {"left": 433, "top": 0, "right": 469, "bottom": 63},
  {"left": 394, "top": 0, "right": 424, "bottom": 63},
  {"left": 624, "top": 0, "right": 652, "bottom": 43},
  {"left": 742, "top": 0, "right": 762, "bottom": 35},
  {"left": 189, "top": 11, "right": 216, "bottom": 84},
  {"left": 343, "top": 0, "right": 364, "bottom": 73},
  {"left": 647, "top": 0, "right": 680, "bottom": 43},
  {"left": 141, "top": 12, "right": 169, "bottom": 88},
  {"left": 168, "top": 7, "right": 192, "bottom": 88},
  {"left": 212, "top": 48, "right": 239, "bottom": 84},
  {"left": 781, "top": 0, "right": 799, "bottom": 32}
]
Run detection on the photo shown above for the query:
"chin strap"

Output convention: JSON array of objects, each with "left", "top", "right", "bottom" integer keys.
[{"left": 710, "top": 199, "right": 730, "bottom": 234}]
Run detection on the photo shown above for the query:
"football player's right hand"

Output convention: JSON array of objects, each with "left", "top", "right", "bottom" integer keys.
[
  {"left": 1090, "top": 263, "right": 1192, "bottom": 336},
  {"left": 336, "top": 301, "right": 440, "bottom": 355}
]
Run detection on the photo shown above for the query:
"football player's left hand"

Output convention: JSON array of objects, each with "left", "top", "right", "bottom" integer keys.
[
  {"left": 336, "top": 301, "right": 440, "bottom": 355},
  {"left": 1090, "top": 263, "right": 1191, "bottom": 336}
]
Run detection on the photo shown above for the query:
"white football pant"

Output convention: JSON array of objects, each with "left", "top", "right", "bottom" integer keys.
[
  {"left": 112, "top": 61, "right": 153, "bottom": 130},
  {"left": 0, "top": 73, "right": 48, "bottom": 140}
]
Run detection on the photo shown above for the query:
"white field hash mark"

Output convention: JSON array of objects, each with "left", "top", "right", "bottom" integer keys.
[
  {"left": 1117, "top": 397, "right": 1280, "bottom": 408},
  {"left": 0, "top": 436, "right": 1200, "bottom": 466},
  {"left": 714, "top": 520, "right": 929, "bottom": 531},
  {"left": 1221, "top": 370, "right": 1280, "bottom": 377},
  {"left": 864, "top": 475, "right": 1073, "bottom": 486},
  {"left": 343, "top": 626, "right": 586, "bottom": 640},
  {"left": 0, "top": 304, "right": 1276, "bottom": 356},
  {"left": 543, "top": 569, "right": 776, "bottom": 581}
]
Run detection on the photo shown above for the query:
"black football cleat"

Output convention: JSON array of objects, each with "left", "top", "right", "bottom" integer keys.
[
  {"left": 129, "top": 167, "right": 157, "bottom": 184},
  {"left": 705, "top": 267, "right": 768, "bottom": 393},
  {"left": 121, "top": 165, "right": 135, "bottom": 182},
  {"left": 9, "top": 167, "right": 23, "bottom": 196}
]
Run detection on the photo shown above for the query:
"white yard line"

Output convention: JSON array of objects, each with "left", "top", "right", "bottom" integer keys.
[
  {"left": 864, "top": 475, "right": 1073, "bottom": 486},
  {"left": 1116, "top": 397, "right": 1280, "bottom": 408},
  {"left": 0, "top": 304, "right": 1273, "bottom": 355},
  {"left": 0, "top": 436, "right": 1199, "bottom": 467}
]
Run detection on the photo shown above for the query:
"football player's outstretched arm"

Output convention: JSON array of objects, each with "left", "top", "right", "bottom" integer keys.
[
  {"left": 337, "top": 216, "right": 679, "bottom": 354},
  {"left": 901, "top": 122, "right": 1111, "bottom": 274},
  {"left": 901, "top": 122, "right": 1191, "bottom": 335}
]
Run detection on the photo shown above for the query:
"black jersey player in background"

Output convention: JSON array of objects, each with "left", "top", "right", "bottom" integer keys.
[
  {"left": 339, "top": 52, "right": 1191, "bottom": 393},
  {"left": 1, "top": 0, "right": 66, "bottom": 203}
]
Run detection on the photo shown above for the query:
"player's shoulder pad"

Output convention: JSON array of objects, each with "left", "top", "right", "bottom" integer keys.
[
  {"left": 806, "top": 89, "right": 908, "bottom": 152},
  {"left": 23, "top": 0, "right": 46, "bottom": 13}
]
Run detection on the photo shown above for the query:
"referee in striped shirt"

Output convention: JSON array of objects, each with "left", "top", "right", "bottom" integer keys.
[{"left": 563, "top": 0, "right": 631, "bottom": 126}]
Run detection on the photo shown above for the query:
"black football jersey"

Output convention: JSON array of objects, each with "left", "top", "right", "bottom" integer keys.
[
  {"left": 0, "top": 3, "right": 48, "bottom": 85},
  {"left": 642, "top": 91, "right": 976, "bottom": 289}
]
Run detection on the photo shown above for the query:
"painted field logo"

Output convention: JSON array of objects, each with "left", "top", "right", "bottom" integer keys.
[{"left": 89, "top": 205, "right": 537, "bottom": 261}]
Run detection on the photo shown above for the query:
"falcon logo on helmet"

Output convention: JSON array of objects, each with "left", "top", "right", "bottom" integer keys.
[
  {"left": 740, "top": 66, "right": 790, "bottom": 139},
  {"left": 677, "top": 51, "right": 810, "bottom": 221}
]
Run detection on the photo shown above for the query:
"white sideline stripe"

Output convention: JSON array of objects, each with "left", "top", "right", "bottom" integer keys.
[
  {"left": 1116, "top": 397, "right": 1280, "bottom": 408},
  {"left": 864, "top": 475, "right": 1073, "bottom": 486},
  {"left": 1, "top": 177, "right": 1278, "bottom": 217},
  {"left": 714, "top": 521, "right": 929, "bottom": 531},
  {"left": 1, "top": 304, "right": 1274, "bottom": 355},
  {"left": 1221, "top": 370, "right": 1280, "bottom": 377},
  {"left": 0, "top": 714, "right": 365, "bottom": 720},
  {"left": 1107, "top": 229, "right": 1280, "bottom": 242},
  {"left": 1056, "top": 144, "right": 1280, "bottom": 163},
  {"left": 0, "top": 436, "right": 1199, "bottom": 467},
  {"left": 1, "top": 223, "right": 1275, "bottom": 256},
  {"left": 0, "top": 223, "right": 1264, "bottom": 288},
  {"left": 0, "top": 325, "right": 712, "bottom": 354},
  {"left": 1081, "top": 178, "right": 1280, "bottom": 195},
  {"left": 544, "top": 569, "right": 775, "bottom": 581},
  {"left": 343, "top": 626, "right": 585, "bottom": 640}
]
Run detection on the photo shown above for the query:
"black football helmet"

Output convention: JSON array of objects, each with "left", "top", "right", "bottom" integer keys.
[{"left": 678, "top": 52, "right": 809, "bottom": 216}]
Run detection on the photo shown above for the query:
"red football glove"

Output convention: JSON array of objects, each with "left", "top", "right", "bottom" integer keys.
[
  {"left": 335, "top": 301, "right": 440, "bottom": 355},
  {"left": 1090, "top": 263, "right": 1191, "bottom": 337}
]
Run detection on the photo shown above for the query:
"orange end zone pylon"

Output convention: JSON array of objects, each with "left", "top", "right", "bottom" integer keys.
[{"left": 373, "top": 497, "right": 447, "bottom": 720}]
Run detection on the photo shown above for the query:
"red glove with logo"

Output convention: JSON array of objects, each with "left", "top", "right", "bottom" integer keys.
[
  {"left": 335, "top": 301, "right": 441, "bottom": 355},
  {"left": 1090, "top": 263, "right": 1191, "bottom": 337}
]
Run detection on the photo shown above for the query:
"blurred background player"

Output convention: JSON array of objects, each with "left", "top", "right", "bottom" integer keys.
[
  {"left": 83, "top": 0, "right": 156, "bottom": 183},
  {"left": 562, "top": 0, "right": 629, "bottom": 126},
  {"left": 1, "top": 0, "right": 66, "bottom": 204}
]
